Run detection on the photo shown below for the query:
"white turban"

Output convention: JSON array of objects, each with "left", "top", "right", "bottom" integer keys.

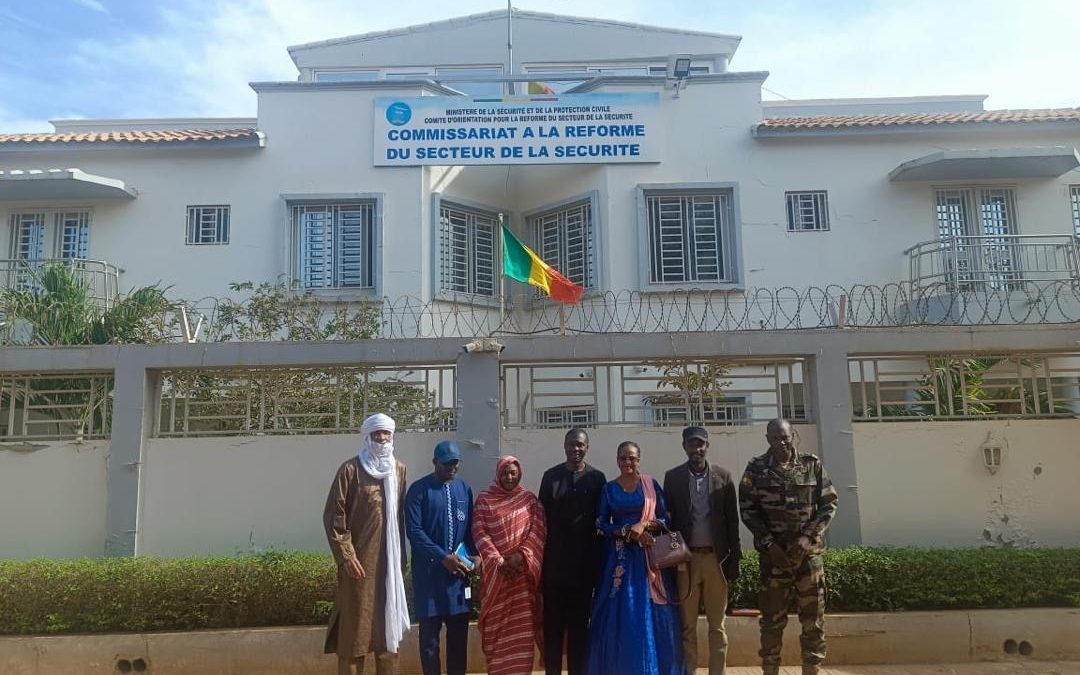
[{"left": 356, "top": 412, "right": 410, "bottom": 652}]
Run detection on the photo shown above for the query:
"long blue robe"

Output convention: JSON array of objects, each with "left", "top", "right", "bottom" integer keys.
[
  {"left": 584, "top": 478, "right": 685, "bottom": 675},
  {"left": 404, "top": 473, "right": 475, "bottom": 619}
]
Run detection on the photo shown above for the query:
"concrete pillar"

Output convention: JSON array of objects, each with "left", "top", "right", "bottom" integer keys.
[
  {"left": 104, "top": 355, "right": 158, "bottom": 557},
  {"left": 454, "top": 345, "right": 503, "bottom": 491},
  {"left": 806, "top": 347, "right": 862, "bottom": 546}
]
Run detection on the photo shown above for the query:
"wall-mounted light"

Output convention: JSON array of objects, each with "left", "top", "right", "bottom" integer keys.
[
  {"left": 981, "top": 433, "right": 1005, "bottom": 474},
  {"left": 666, "top": 53, "right": 693, "bottom": 98}
]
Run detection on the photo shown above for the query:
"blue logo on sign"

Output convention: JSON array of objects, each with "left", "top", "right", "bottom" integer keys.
[{"left": 386, "top": 102, "right": 412, "bottom": 126}]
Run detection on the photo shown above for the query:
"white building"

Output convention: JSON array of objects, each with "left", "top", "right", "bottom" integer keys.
[{"left": 1, "top": 9, "right": 1077, "bottom": 315}]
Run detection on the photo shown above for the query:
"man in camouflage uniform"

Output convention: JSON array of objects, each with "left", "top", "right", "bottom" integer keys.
[{"left": 739, "top": 418, "right": 838, "bottom": 675}]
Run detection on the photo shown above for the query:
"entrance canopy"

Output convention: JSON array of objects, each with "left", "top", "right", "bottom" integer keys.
[
  {"left": 0, "top": 168, "right": 137, "bottom": 201},
  {"left": 889, "top": 146, "right": 1080, "bottom": 182}
]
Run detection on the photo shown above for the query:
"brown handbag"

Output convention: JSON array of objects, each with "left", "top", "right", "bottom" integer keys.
[{"left": 646, "top": 523, "right": 691, "bottom": 571}]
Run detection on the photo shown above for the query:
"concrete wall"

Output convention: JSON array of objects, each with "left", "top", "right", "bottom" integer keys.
[
  {"left": 0, "top": 440, "right": 107, "bottom": 559},
  {"left": 854, "top": 419, "right": 1080, "bottom": 547},
  {"left": 137, "top": 432, "right": 449, "bottom": 557}
]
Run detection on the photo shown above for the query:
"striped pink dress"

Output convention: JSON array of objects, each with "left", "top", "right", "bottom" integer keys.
[{"left": 471, "top": 456, "right": 547, "bottom": 675}]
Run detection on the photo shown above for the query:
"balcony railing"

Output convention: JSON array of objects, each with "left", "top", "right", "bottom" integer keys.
[
  {"left": 907, "top": 234, "right": 1080, "bottom": 292},
  {"left": 0, "top": 258, "right": 122, "bottom": 309}
]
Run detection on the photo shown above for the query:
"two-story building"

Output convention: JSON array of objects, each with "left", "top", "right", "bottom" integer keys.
[{"left": 2, "top": 9, "right": 1076, "bottom": 315}]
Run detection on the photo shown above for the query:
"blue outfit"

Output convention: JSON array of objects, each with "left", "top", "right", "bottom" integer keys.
[
  {"left": 405, "top": 473, "right": 475, "bottom": 675},
  {"left": 584, "top": 479, "right": 685, "bottom": 675}
]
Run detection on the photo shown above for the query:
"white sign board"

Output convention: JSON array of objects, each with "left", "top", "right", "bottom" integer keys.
[{"left": 374, "top": 93, "right": 661, "bottom": 166}]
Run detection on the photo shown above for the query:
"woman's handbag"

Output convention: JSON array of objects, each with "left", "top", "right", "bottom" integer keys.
[{"left": 646, "top": 523, "right": 691, "bottom": 571}]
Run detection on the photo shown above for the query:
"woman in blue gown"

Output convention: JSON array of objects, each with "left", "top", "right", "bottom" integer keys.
[{"left": 584, "top": 441, "right": 685, "bottom": 675}]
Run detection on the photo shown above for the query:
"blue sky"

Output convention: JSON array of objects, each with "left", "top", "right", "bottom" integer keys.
[{"left": 2, "top": 0, "right": 1078, "bottom": 132}]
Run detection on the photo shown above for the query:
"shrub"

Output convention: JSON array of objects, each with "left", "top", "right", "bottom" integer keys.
[
  {"left": 1, "top": 547, "right": 1078, "bottom": 635},
  {"left": 728, "top": 547, "right": 1080, "bottom": 612}
]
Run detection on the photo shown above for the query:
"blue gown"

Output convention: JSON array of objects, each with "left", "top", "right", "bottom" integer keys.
[{"left": 584, "top": 478, "right": 685, "bottom": 675}]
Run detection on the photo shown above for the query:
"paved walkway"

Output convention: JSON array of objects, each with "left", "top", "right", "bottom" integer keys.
[
  {"left": 701, "top": 665, "right": 1080, "bottom": 675},
  {"left": 510, "top": 666, "right": 1080, "bottom": 675}
]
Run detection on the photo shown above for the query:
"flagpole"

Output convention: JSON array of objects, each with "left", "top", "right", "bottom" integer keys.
[
  {"left": 506, "top": 0, "right": 515, "bottom": 95},
  {"left": 497, "top": 213, "right": 506, "bottom": 327}
]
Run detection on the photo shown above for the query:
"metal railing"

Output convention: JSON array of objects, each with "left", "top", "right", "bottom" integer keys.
[
  {"left": 156, "top": 365, "right": 456, "bottom": 437},
  {"left": 0, "top": 372, "right": 114, "bottom": 440},
  {"left": 907, "top": 235, "right": 1080, "bottom": 293},
  {"left": 502, "top": 358, "right": 807, "bottom": 429},
  {"left": 0, "top": 258, "right": 122, "bottom": 309},
  {"left": 850, "top": 352, "right": 1080, "bottom": 421}
]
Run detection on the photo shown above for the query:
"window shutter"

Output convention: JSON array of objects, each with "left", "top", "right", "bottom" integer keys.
[{"left": 58, "top": 212, "right": 90, "bottom": 259}]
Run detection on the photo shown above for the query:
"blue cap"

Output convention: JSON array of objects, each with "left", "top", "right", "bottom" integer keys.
[{"left": 434, "top": 440, "right": 461, "bottom": 463}]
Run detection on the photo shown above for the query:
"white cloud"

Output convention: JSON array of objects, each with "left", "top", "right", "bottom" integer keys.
[
  {"left": 71, "top": 0, "right": 108, "bottom": 14},
  {"left": 16, "top": 0, "right": 1080, "bottom": 129}
]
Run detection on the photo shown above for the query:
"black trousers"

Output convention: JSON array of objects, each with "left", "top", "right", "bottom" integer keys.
[
  {"left": 543, "top": 583, "right": 593, "bottom": 675},
  {"left": 418, "top": 613, "right": 469, "bottom": 675}
]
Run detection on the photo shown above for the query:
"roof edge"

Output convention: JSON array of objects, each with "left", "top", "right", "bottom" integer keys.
[
  {"left": 753, "top": 118, "right": 1080, "bottom": 139},
  {"left": 761, "top": 95, "right": 988, "bottom": 108},
  {"left": 287, "top": 9, "right": 741, "bottom": 62},
  {"left": 249, "top": 80, "right": 463, "bottom": 96},
  {"left": 568, "top": 71, "right": 768, "bottom": 93}
]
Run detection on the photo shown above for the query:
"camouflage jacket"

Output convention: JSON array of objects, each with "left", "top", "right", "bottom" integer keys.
[{"left": 738, "top": 450, "right": 838, "bottom": 555}]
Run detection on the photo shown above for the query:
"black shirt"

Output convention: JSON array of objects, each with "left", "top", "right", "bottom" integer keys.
[{"left": 538, "top": 462, "right": 607, "bottom": 589}]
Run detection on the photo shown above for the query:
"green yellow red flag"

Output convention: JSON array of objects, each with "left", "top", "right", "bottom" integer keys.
[{"left": 501, "top": 225, "right": 583, "bottom": 304}]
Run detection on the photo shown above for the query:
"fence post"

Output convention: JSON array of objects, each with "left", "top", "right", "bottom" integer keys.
[
  {"left": 104, "top": 352, "right": 159, "bottom": 557},
  {"left": 806, "top": 346, "right": 862, "bottom": 546},
  {"left": 455, "top": 343, "right": 503, "bottom": 491}
]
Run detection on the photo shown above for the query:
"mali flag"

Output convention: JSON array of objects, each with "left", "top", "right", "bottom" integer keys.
[{"left": 501, "top": 225, "right": 583, "bottom": 304}]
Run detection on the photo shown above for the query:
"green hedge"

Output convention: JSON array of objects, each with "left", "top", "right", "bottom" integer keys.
[{"left": 1, "top": 548, "right": 1078, "bottom": 635}]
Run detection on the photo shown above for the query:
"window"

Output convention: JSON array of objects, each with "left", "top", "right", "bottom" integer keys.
[
  {"left": 9, "top": 210, "right": 90, "bottom": 260},
  {"left": 536, "top": 406, "right": 596, "bottom": 428},
  {"left": 935, "top": 187, "right": 1019, "bottom": 287},
  {"left": 529, "top": 199, "right": 595, "bottom": 290},
  {"left": 294, "top": 202, "right": 376, "bottom": 290},
  {"left": 1071, "top": 186, "right": 1080, "bottom": 237},
  {"left": 786, "top": 191, "right": 829, "bottom": 232},
  {"left": 185, "top": 205, "right": 230, "bottom": 245},
  {"left": 313, "top": 70, "right": 379, "bottom": 82},
  {"left": 644, "top": 189, "right": 735, "bottom": 284},
  {"left": 650, "top": 397, "right": 747, "bottom": 426},
  {"left": 435, "top": 67, "right": 503, "bottom": 97},
  {"left": 439, "top": 202, "right": 496, "bottom": 297}
]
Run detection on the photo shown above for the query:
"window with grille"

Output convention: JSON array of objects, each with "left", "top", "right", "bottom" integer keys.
[
  {"left": 1071, "top": 186, "right": 1080, "bottom": 237},
  {"left": 529, "top": 200, "right": 595, "bottom": 291},
  {"left": 439, "top": 202, "right": 496, "bottom": 297},
  {"left": 934, "top": 187, "right": 1019, "bottom": 287},
  {"left": 185, "top": 205, "right": 230, "bottom": 245},
  {"left": 535, "top": 406, "right": 596, "bottom": 428},
  {"left": 645, "top": 190, "right": 734, "bottom": 284},
  {"left": 294, "top": 202, "right": 376, "bottom": 290},
  {"left": 650, "top": 397, "right": 747, "bottom": 426},
  {"left": 9, "top": 211, "right": 90, "bottom": 259},
  {"left": 786, "top": 191, "right": 829, "bottom": 232}
]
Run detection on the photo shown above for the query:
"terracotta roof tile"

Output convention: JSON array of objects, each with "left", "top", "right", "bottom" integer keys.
[
  {"left": 758, "top": 108, "right": 1080, "bottom": 130},
  {"left": 0, "top": 128, "right": 261, "bottom": 145}
]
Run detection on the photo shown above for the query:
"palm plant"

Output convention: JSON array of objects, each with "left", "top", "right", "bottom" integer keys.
[
  {"left": 0, "top": 263, "right": 173, "bottom": 438},
  {"left": 1, "top": 263, "right": 171, "bottom": 346}
]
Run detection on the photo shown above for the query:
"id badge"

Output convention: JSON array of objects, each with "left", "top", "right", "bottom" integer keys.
[{"left": 465, "top": 586, "right": 472, "bottom": 600}]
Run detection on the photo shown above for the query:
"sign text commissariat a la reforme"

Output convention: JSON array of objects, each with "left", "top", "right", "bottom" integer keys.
[{"left": 374, "top": 93, "right": 661, "bottom": 166}]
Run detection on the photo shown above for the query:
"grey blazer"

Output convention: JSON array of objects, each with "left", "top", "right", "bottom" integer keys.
[{"left": 663, "top": 462, "right": 742, "bottom": 568}]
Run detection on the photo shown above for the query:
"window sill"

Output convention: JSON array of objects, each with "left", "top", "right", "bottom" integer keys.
[
  {"left": 638, "top": 283, "right": 745, "bottom": 294},
  {"left": 289, "top": 287, "right": 382, "bottom": 303},
  {"left": 433, "top": 290, "right": 502, "bottom": 309}
]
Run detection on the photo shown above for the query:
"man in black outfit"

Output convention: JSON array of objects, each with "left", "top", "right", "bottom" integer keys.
[{"left": 538, "top": 428, "right": 607, "bottom": 675}]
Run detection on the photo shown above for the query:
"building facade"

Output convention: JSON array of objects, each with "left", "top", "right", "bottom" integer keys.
[{"left": 1, "top": 9, "right": 1077, "bottom": 313}]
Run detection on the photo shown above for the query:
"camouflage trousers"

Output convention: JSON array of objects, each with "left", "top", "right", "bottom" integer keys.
[{"left": 757, "top": 554, "right": 825, "bottom": 671}]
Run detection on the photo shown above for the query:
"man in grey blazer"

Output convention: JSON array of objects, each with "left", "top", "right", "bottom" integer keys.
[{"left": 663, "top": 426, "right": 742, "bottom": 675}]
